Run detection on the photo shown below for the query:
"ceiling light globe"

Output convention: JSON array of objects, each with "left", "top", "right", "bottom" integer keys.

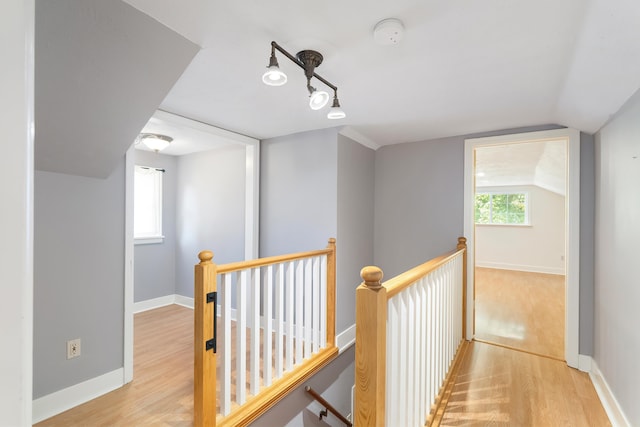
[
  {"left": 327, "top": 106, "right": 346, "bottom": 119},
  {"left": 309, "top": 90, "right": 330, "bottom": 110},
  {"left": 139, "top": 133, "right": 173, "bottom": 152},
  {"left": 262, "top": 66, "right": 287, "bottom": 86}
]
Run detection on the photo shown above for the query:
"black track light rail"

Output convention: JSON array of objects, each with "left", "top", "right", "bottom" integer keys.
[{"left": 270, "top": 41, "right": 339, "bottom": 94}]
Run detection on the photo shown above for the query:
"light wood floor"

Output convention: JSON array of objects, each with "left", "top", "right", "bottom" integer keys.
[
  {"left": 440, "top": 341, "right": 610, "bottom": 426},
  {"left": 36, "top": 304, "right": 194, "bottom": 426},
  {"left": 37, "top": 303, "right": 607, "bottom": 427},
  {"left": 475, "top": 267, "right": 565, "bottom": 359}
]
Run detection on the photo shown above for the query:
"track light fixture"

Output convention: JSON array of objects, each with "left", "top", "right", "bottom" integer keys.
[{"left": 262, "top": 41, "right": 346, "bottom": 120}]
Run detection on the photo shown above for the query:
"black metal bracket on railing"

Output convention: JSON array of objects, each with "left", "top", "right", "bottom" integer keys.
[
  {"left": 305, "top": 386, "right": 352, "bottom": 427},
  {"left": 206, "top": 292, "right": 217, "bottom": 353}
]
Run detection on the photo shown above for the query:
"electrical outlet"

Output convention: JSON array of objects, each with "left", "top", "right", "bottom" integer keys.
[{"left": 67, "top": 338, "right": 81, "bottom": 359}]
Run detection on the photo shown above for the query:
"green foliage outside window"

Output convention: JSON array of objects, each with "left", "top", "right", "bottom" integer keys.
[{"left": 475, "top": 192, "right": 527, "bottom": 225}]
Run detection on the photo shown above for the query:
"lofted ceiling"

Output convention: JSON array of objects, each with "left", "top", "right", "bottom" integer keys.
[
  {"left": 123, "top": 0, "right": 640, "bottom": 147},
  {"left": 475, "top": 140, "right": 567, "bottom": 195}
]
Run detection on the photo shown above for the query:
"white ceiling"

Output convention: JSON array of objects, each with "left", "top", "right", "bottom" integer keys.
[
  {"left": 475, "top": 140, "right": 567, "bottom": 195},
  {"left": 123, "top": 0, "right": 640, "bottom": 147},
  {"left": 135, "top": 111, "right": 255, "bottom": 156}
]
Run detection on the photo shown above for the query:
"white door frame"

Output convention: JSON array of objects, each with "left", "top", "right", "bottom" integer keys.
[
  {"left": 463, "top": 128, "right": 580, "bottom": 369},
  {"left": 124, "top": 111, "right": 259, "bottom": 382}
]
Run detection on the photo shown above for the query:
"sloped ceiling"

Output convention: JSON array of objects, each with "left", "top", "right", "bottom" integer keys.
[
  {"left": 35, "top": 0, "right": 199, "bottom": 178},
  {"left": 475, "top": 140, "right": 567, "bottom": 195},
  {"left": 123, "top": 0, "right": 640, "bottom": 146}
]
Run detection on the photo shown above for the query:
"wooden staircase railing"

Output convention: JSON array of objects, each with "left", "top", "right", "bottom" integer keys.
[
  {"left": 355, "top": 237, "right": 468, "bottom": 427},
  {"left": 194, "top": 238, "right": 339, "bottom": 427}
]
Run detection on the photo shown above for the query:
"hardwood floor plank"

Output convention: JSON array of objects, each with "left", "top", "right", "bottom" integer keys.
[
  {"left": 439, "top": 341, "right": 611, "bottom": 426},
  {"left": 475, "top": 267, "right": 565, "bottom": 359}
]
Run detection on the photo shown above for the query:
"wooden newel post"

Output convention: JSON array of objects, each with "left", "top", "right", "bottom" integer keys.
[
  {"left": 456, "top": 237, "right": 468, "bottom": 340},
  {"left": 355, "top": 266, "right": 386, "bottom": 427},
  {"left": 194, "top": 250, "right": 217, "bottom": 427}
]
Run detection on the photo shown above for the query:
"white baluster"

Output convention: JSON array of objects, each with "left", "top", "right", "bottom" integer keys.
[
  {"left": 295, "top": 260, "right": 304, "bottom": 364},
  {"left": 320, "top": 255, "right": 327, "bottom": 347},
  {"left": 237, "top": 270, "right": 247, "bottom": 405},
  {"left": 386, "top": 297, "right": 399, "bottom": 427},
  {"left": 286, "top": 261, "right": 294, "bottom": 371},
  {"left": 250, "top": 267, "right": 260, "bottom": 396},
  {"left": 304, "top": 258, "right": 312, "bottom": 358},
  {"left": 407, "top": 287, "right": 416, "bottom": 426},
  {"left": 264, "top": 265, "right": 273, "bottom": 387},
  {"left": 220, "top": 272, "right": 232, "bottom": 415},
  {"left": 312, "top": 256, "right": 320, "bottom": 353},
  {"left": 275, "top": 263, "right": 284, "bottom": 378}
]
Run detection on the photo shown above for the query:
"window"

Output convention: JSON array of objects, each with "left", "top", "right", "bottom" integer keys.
[
  {"left": 475, "top": 192, "right": 529, "bottom": 225},
  {"left": 134, "top": 165, "right": 164, "bottom": 243}
]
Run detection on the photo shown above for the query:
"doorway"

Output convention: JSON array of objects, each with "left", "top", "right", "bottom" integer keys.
[
  {"left": 472, "top": 140, "right": 567, "bottom": 359},
  {"left": 124, "top": 110, "right": 260, "bottom": 382},
  {"left": 463, "top": 128, "right": 581, "bottom": 368}
]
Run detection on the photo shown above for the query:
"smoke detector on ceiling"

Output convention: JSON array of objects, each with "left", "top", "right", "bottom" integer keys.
[{"left": 373, "top": 18, "right": 404, "bottom": 46}]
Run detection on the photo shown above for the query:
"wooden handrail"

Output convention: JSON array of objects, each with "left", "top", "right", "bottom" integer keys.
[
  {"left": 217, "top": 245, "right": 334, "bottom": 274},
  {"left": 305, "top": 386, "right": 353, "bottom": 426},
  {"left": 383, "top": 246, "right": 464, "bottom": 299}
]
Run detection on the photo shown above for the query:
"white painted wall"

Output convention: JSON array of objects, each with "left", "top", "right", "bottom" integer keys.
[
  {"left": 0, "top": 1, "right": 34, "bottom": 425},
  {"left": 475, "top": 185, "right": 566, "bottom": 275},
  {"left": 594, "top": 89, "right": 640, "bottom": 426}
]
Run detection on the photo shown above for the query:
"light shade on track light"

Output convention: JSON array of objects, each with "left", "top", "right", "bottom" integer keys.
[
  {"left": 261, "top": 41, "right": 346, "bottom": 119},
  {"left": 262, "top": 49, "right": 287, "bottom": 86},
  {"left": 327, "top": 94, "right": 346, "bottom": 119}
]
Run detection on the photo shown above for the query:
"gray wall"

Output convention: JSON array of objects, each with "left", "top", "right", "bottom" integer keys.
[
  {"left": 594, "top": 89, "right": 640, "bottom": 425},
  {"left": 260, "top": 128, "right": 338, "bottom": 256},
  {"left": 374, "top": 136, "right": 464, "bottom": 277},
  {"left": 175, "top": 145, "right": 247, "bottom": 297},
  {"left": 253, "top": 347, "right": 355, "bottom": 427},
  {"left": 337, "top": 134, "right": 375, "bottom": 332},
  {"left": 134, "top": 150, "right": 177, "bottom": 302},
  {"left": 33, "top": 161, "right": 125, "bottom": 398},
  {"left": 579, "top": 132, "right": 595, "bottom": 356},
  {"left": 373, "top": 125, "right": 596, "bottom": 355}
]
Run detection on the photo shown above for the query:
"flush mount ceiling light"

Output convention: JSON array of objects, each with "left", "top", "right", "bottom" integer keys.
[
  {"left": 136, "top": 133, "right": 173, "bottom": 152},
  {"left": 261, "top": 41, "right": 346, "bottom": 120}
]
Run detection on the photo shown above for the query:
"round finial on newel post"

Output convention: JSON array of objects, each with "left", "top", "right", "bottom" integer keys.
[
  {"left": 360, "top": 266, "right": 383, "bottom": 289},
  {"left": 457, "top": 236, "right": 467, "bottom": 250},
  {"left": 198, "top": 250, "right": 214, "bottom": 264}
]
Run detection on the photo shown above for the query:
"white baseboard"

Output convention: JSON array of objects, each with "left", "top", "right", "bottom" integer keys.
[
  {"left": 134, "top": 294, "right": 194, "bottom": 313},
  {"left": 578, "top": 354, "right": 592, "bottom": 372},
  {"left": 32, "top": 368, "right": 124, "bottom": 424},
  {"left": 588, "top": 357, "right": 632, "bottom": 427},
  {"left": 475, "top": 261, "right": 565, "bottom": 275},
  {"left": 337, "top": 324, "right": 355, "bottom": 353},
  {"left": 133, "top": 295, "right": 175, "bottom": 313},
  {"left": 174, "top": 294, "right": 194, "bottom": 309}
]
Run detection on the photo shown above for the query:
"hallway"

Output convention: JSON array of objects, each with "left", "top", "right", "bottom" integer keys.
[{"left": 36, "top": 304, "right": 611, "bottom": 426}]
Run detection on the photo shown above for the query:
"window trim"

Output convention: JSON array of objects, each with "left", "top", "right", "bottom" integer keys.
[{"left": 474, "top": 190, "right": 530, "bottom": 226}]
